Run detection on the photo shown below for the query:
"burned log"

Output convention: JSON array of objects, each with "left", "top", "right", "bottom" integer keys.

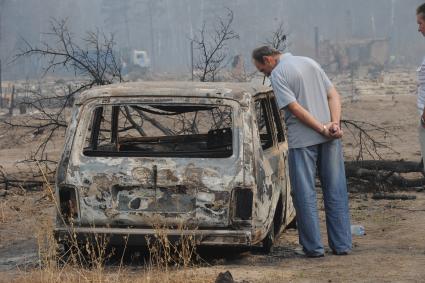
[
  {"left": 0, "top": 178, "right": 44, "bottom": 191},
  {"left": 345, "top": 160, "right": 425, "bottom": 189},
  {"left": 345, "top": 160, "right": 422, "bottom": 174},
  {"left": 0, "top": 168, "right": 44, "bottom": 191},
  {"left": 372, "top": 193, "right": 417, "bottom": 200}
]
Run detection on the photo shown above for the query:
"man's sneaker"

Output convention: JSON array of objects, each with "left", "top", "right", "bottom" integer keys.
[
  {"left": 306, "top": 252, "right": 325, "bottom": 258},
  {"left": 332, "top": 250, "right": 350, "bottom": 256},
  {"left": 294, "top": 248, "right": 324, "bottom": 258},
  {"left": 294, "top": 248, "right": 305, "bottom": 256}
]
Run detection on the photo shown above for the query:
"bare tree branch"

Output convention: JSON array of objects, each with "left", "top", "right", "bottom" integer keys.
[
  {"left": 262, "top": 22, "right": 288, "bottom": 85},
  {"left": 342, "top": 119, "right": 399, "bottom": 161},
  {"left": 2, "top": 19, "right": 124, "bottom": 165},
  {"left": 265, "top": 22, "right": 288, "bottom": 52},
  {"left": 193, "top": 9, "right": 239, "bottom": 82}
]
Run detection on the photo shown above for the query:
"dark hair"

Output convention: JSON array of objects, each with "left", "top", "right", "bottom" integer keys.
[
  {"left": 252, "top": 46, "right": 282, "bottom": 64},
  {"left": 417, "top": 3, "right": 425, "bottom": 19}
]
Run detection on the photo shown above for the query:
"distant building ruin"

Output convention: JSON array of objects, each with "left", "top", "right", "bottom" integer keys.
[{"left": 319, "top": 38, "right": 390, "bottom": 77}]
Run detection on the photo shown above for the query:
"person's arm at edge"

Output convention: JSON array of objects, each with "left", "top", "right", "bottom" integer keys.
[{"left": 420, "top": 108, "right": 425, "bottom": 128}]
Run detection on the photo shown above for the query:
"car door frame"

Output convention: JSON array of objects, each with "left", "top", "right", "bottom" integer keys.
[
  {"left": 268, "top": 93, "right": 296, "bottom": 230},
  {"left": 252, "top": 91, "right": 285, "bottom": 237}
]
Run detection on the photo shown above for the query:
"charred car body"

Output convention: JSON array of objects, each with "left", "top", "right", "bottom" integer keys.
[{"left": 54, "top": 82, "right": 295, "bottom": 252}]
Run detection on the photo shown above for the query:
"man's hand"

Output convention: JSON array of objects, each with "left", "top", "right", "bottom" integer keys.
[
  {"left": 323, "top": 122, "right": 343, "bottom": 139},
  {"left": 319, "top": 123, "right": 333, "bottom": 138},
  {"left": 286, "top": 101, "right": 344, "bottom": 139},
  {"left": 421, "top": 114, "right": 425, "bottom": 129}
]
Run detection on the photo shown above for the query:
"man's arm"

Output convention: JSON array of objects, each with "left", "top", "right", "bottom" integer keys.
[
  {"left": 421, "top": 109, "right": 425, "bottom": 128},
  {"left": 327, "top": 86, "right": 342, "bottom": 125},
  {"left": 286, "top": 102, "right": 332, "bottom": 138},
  {"left": 326, "top": 86, "right": 344, "bottom": 138},
  {"left": 286, "top": 86, "right": 343, "bottom": 139}
]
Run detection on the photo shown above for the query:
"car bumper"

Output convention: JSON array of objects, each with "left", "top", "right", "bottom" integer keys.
[{"left": 54, "top": 226, "right": 252, "bottom": 246}]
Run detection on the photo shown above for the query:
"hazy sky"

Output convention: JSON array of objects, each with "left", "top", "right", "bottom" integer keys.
[{"left": 0, "top": 0, "right": 424, "bottom": 79}]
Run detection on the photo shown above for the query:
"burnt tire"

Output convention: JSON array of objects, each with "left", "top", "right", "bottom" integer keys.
[{"left": 261, "top": 220, "right": 275, "bottom": 254}]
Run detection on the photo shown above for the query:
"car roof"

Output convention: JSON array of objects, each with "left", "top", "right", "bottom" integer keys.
[{"left": 75, "top": 81, "right": 272, "bottom": 105}]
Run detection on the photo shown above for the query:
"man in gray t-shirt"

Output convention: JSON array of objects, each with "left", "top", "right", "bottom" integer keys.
[
  {"left": 270, "top": 53, "right": 333, "bottom": 148},
  {"left": 252, "top": 46, "right": 352, "bottom": 257}
]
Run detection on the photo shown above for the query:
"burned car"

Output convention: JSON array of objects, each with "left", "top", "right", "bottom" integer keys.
[{"left": 54, "top": 82, "right": 295, "bottom": 252}]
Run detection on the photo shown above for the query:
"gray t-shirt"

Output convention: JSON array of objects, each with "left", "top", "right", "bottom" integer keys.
[{"left": 270, "top": 53, "right": 333, "bottom": 149}]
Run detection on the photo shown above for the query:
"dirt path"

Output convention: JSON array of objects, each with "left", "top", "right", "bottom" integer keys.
[
  {"left": 244, "top": 194, "right": 424, "bottom": 282},
  {"left": 185, "top": 192, "right": 425, "bottom": 283},
  {"left": 0, "top": 190, "right": 424, "bottom": 282}
]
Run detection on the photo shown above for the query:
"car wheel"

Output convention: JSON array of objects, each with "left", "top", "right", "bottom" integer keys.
[{"left": 261, "top": 220, "right": 275, "bottom": 254}]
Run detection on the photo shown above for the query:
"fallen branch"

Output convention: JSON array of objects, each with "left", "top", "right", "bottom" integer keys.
[
  {"left": 372, "top": 193, "right": 417, "bottom": 201},
  {"left": 342, "top": 119, "right": 399, "bottom": 160}
]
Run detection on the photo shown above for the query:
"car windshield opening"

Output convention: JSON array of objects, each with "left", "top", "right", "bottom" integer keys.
[{"left": 83, "top": 104, "right": 233, "bottom": 158}]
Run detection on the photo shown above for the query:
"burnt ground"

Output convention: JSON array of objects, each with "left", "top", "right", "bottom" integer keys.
[
  {"left": 1, "top": 74, "right": 425, "bottom": 282},
  {"left": 0, "top": 189, "right": 424, "bottom": 282}
]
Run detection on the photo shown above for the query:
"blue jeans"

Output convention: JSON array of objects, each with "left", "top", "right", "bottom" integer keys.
[{"left": 288, "top": 139, "right": 352, "bottom": 255}]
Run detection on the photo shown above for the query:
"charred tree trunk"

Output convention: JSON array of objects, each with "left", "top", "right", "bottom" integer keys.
[{"left": 8, "top": 85, "right": 14, "bottom": 115}]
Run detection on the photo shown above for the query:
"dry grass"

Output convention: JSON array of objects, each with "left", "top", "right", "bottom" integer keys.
[
  {"left": 146, "top": 220, "right": 199, "bottom": 271},
  {"left": 7, "top": 164, "right": 210, "bottom": 283},
  {"left": 9, "top": 221, "right": 213, "bottom": 283}
]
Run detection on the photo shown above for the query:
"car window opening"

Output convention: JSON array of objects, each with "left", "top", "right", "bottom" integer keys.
[
  {"left": 83, "top": 104, "right": 233, "bottom": 158},
  {"left": 255, "top": 99, "right": 274, "bottom": 150}
]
